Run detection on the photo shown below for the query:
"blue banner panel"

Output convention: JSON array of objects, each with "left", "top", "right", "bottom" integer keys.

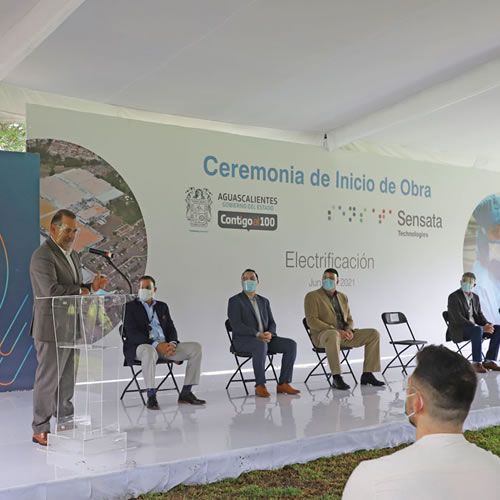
[{"left": 0, "top": 150, "right": 39, "bottom": 391}]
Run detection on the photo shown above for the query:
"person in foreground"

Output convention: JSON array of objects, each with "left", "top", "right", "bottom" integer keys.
[
  {"left": 227, "top": 269, "right": 300, "bottom": 398},
  {"left": 342, "top": 345, "right": 500, "bottom": 499},
  {"left": 123, "top": 275, "right": 205, "bottom": 409},
  {"left": 304, "top": 268, "right": 384, "bottom": 390},
  {"left": 30, "top": 209, "right": 109, "bottom": 446},
  {"left": 447, "top": 272, "right": 500, "bottom": 373}
]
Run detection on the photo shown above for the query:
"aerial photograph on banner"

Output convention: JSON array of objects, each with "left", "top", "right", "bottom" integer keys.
[{"left": 27, "top": 139, "right": 147, "bottom": 293}]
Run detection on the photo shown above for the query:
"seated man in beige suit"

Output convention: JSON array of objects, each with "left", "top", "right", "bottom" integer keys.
[{"left": 304, "top": 268, "right": 384, "bottom": 390}]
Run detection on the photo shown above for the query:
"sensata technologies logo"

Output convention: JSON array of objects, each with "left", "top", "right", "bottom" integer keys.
[{"left": 327, "top": 203, "right": 393, "bottom": 225}]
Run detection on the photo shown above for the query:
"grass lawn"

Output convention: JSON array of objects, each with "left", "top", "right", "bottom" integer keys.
[{"left": 131, "top": 425, "right": 500, "bottom": 500}]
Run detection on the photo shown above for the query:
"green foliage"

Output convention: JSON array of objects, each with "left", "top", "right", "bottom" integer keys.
[
  {"left": 130, "top": 426, "right": 500, "bottom": 500},
  {"left": 0, "top": 122, "right": 26, "bottom": 152}
]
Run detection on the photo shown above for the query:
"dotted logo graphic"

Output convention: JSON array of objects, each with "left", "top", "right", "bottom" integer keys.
[{"left": 327, "top": 205, "right": 393, "bottom": 224}]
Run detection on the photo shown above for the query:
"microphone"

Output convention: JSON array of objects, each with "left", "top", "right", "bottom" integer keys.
[{"left": 88, "top": 248, "right": 114, "bottom": 259}]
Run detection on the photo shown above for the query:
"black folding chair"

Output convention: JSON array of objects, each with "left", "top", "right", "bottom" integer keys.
[
  {"left": 225, "top": 319, "right": 278, "bottom": 395},
  {"left": 381, "top": 312, "right": 427, "bottom": 376},
  {"left": 119, "top": 327, "right": 181, "bottom": 405},
  {"left": 302, "top": 318, "right": 357, "bottom": 386},
  {"left": 442, "top": 310, "right": 474, "bottom": 360}
]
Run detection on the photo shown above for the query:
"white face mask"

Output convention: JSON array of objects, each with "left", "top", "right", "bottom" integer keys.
[
  {"left": 138, "top": 288, "right": 154, "bottom": 302},
  {"left": 488, "top": 241, "right": 500, "bottom": 261}
]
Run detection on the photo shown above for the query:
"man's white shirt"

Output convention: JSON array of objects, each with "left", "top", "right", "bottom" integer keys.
[{"left": 343, "top": 433, "right": 500, "bottom": 499}]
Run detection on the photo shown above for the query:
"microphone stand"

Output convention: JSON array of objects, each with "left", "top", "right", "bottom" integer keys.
[{"left": 104, "top": 255, "right": 133, "bottom": 294}]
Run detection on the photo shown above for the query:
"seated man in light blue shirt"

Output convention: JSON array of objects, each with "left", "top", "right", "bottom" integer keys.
[{"left": 123, "top": 275, "right": 205, "bottom": 409}]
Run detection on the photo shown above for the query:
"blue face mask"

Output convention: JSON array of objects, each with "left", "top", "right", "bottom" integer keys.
[
  {"left": 322, "top": 278, "right": 336, "bottom": 291},
  {"left": 243, "top": 280, "right": 257, "bottom": 293},
  {"left": 404, "top": 392, "right": 416, "bottom": 418},
  {"left": 461, "top": 282, "right": 474, "bottom": 293}
]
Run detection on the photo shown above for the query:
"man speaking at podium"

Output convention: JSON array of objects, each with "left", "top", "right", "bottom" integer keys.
[{"left": 30, "top": 209, "right": 108, "bottom": 446}]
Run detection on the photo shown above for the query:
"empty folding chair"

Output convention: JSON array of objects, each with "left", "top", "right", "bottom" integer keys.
[{"left": 381, "top": 312, "right": 427, "bottom": 376}]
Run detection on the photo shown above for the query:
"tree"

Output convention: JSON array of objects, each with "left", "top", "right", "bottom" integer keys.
[{"left": 0, "top": 122, "right": 26, "bottom": 152}]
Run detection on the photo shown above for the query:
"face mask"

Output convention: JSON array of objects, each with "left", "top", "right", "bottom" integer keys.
[
  {"left": 488, "top": 241, "right": 500, "bottom": 261},
  {"left": 322, "top": 279, "right": 336, "bottom": 291},
  {"left": 461, "top": 282, "right": 474, "bottom": 293},
  {"left": 95, "top": 289, "right": 116, "bottom": 296},
  {"left": 404, "top": 392, "right": 421, "bottom": 426},
  {"left": 138, "top": 289, "right": 154, "bottom": 302},
  {"left": 243, "top": 280, "right": 257, "bottom": 293}
]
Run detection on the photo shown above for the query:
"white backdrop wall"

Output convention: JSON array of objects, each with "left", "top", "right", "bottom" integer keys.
[{"left": 26, "top": 104, "right": 500, "bottom": 374}]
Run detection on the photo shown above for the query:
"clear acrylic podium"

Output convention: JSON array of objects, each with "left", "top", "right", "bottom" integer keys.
[{"left": 36, "top": 294, "right": 128, "bottom": 467}]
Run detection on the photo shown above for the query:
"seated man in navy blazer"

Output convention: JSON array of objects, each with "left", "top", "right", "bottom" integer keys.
[
  {"left": 227, "top": 269, "right": 300, "bottom": 398},
  {"left": 447, "top": 271, "right": 500, "bottom": 374},
  {"left": 123, "top": 275, "right": 205, "bottom": 409}
]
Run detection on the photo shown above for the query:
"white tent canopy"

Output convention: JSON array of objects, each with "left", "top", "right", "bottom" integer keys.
[{"left": 2, "top": 0, "right": 500, "bottom": 168}]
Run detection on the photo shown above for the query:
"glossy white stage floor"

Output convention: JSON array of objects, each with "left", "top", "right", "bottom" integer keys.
[{"left": 2, "top": 367, "right": 500, "bottom": 500}]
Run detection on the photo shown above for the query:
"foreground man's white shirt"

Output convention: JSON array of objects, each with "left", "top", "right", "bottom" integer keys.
[{"left": 342, "top": 433, "right": 500, "bottom": 499}]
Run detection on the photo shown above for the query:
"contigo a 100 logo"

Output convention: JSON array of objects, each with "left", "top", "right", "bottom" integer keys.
[
  {"left": 218, "top": 211, "right": 278, "bottom": 231},
  {"left": 185, "top": 187, "right": 213, "bottom": 232}
]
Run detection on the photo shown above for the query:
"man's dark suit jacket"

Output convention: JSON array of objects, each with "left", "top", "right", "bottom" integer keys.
[
  {"left": 227, "top": 291, "right": 277, "bottom": 339},
  {"left": 123, "top": 299, "right": 178, "bottom": 366},
  {"left": 447, "top": 288, "right": 488, "bottom": 342}
]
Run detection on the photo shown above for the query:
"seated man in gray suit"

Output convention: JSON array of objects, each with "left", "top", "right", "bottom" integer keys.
[
  {"left": 227, "top": 269, "right": 300, "bottom": 398},
  {"left": 30, "top": 209, "right": 108, "bottom": 446},
  {"left": 447, "top": 272, "right": 500, "bottom": 373}
]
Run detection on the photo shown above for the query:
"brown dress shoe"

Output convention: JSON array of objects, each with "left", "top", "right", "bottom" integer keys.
[
  {"left": 255, "top": 384, "right": 271, "bottom": 398},
  {"left": 32, "top": 432, "right": 49, "bottom": 446},
  {"left": 277, "top": 383, "right": 301, "bottom": 395},
  {"left": 473, "top": 362, "right": 488, "bottom": 373},
  {"left": 483, "top": 361, "right": 500, "bottom": 371}
]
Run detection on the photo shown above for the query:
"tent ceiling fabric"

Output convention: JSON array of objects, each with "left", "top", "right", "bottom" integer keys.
[{"left": 3, "top": 0, "right": 500, "bottom": 163}]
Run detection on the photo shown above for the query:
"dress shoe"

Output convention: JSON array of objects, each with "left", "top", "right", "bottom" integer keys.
[
  {"left": 277, "top": 383, "right": 301, "bottom": 395},
  {"left": 32, "top": 432, "right": 49, "bottom": 446},
  {"left": 331, "top": 374, "right": 350, "bottom": 390},
  {"left": 473, "top": 362, "right": 488, "bottom": 374},
  {"left": 178, "top": 391, "right": 206, "bottom": 405},
  {"left": 482, "top": 361, "right": 500, "bottom": 371},
  {"left": 146, "top": 394, "right": 160, "bottom": 410},
  {"left": 360, "top": 372, "right": 386, "bottom": 386},
  {"left": 255, "top": 384, "right": 271, "bottom": 398}
]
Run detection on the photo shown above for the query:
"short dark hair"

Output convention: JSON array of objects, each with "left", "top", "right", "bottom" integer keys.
[
  {"left": 412, "top": 345, "right": 477, "bottom": 425},
  {"left": 139, "top": 275, "right": 156, "bottom": 286},
  {"left": 51, "top": 209, "right": 76, "bottom": 226},
  {"left": 323, "top": 268, "right": 338, "bottom": 278},
  {"left": 241, "top": 268, "right": 259, "bottom": 280},
  {"left": 462, "top": 272, "right": 476, "bottom": 281}
]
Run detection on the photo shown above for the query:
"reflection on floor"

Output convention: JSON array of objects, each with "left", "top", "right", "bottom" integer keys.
[{"left": 1, "top": 368, "right": 500, "bottom": 500}]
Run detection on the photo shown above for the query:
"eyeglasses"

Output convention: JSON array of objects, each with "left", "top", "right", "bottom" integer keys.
[{"left": 55, "top": 225, "right": 80, "bottom": 235}]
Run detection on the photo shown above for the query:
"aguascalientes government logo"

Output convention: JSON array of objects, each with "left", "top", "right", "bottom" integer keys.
[{"left": 185, "top": 187, "right": 213, "bottom": 232}]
